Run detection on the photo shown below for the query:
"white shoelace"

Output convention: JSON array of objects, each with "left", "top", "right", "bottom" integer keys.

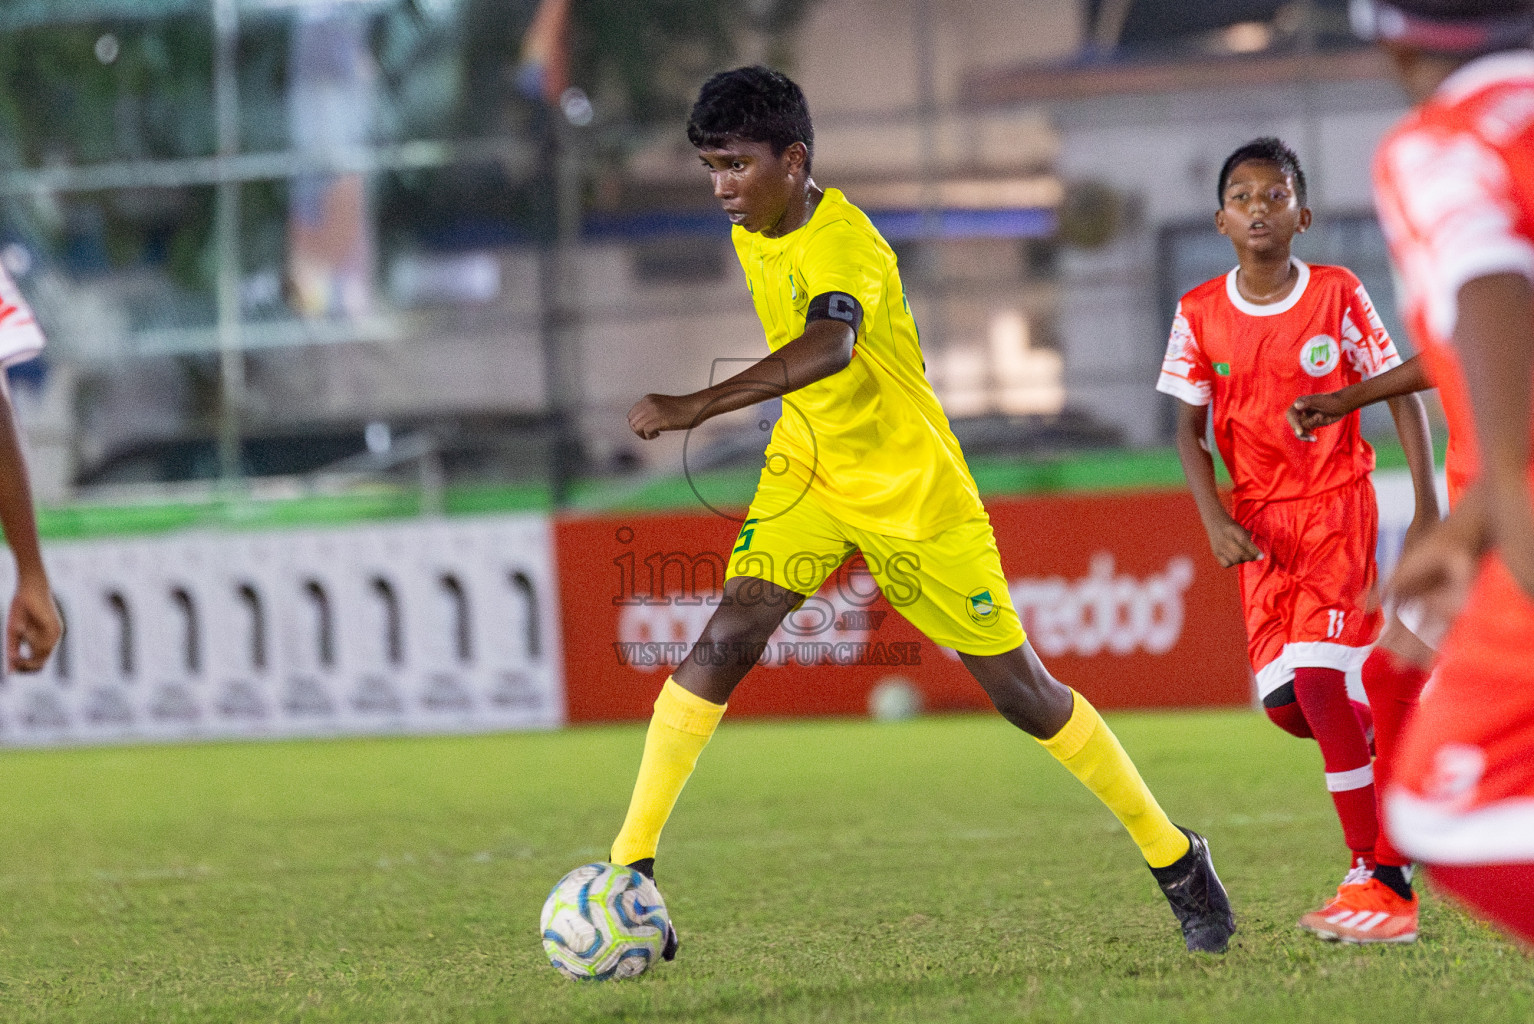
[{"left": 1341, "top": 862, "right": 1374, "bottom": 888}]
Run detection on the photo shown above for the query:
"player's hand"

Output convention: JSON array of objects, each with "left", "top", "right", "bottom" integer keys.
[
  {"left": 1205, "top": 517, "right": 1264, "bottom": 568},
  {"left": 1287, "top": 392, "right": 1350, "bottom": 441},
  {"left": 628, "top": 394, "right": 703, "bottom": 440},
  {"left": 7, "top": 575, "right": 61, "bottom": 673},
  {"left": 1389, "top": 503, "right": 1487, "bottom": 623}
]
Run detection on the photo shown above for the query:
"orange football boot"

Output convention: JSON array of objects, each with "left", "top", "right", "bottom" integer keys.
[{"left": 1299, "top": 864, "right": 1418, "bottom": 945}]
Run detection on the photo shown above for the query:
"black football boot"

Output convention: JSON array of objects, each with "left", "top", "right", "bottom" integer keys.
[
  {"left": 627, "top": 858, "right": 680, "bottom": 961},
  {"left": 1149, "top": 828, "right": 1236, "bottom": 953}
]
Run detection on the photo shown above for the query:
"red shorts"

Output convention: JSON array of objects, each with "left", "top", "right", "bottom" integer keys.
[
  {"left": 1237, "top": 477, "right": 1382, "bottom": 702},
  {"left": 1386, "top": 556, "right": 1534, "bottom": 865}
]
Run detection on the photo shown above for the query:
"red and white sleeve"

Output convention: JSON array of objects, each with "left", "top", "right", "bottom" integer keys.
[
  {"left": 0, "top": 265, "right": 44, "bottom": 368},
  {"left": 1379, "top": 130, "right": 1534, "bottom": 341},
  {"left": 1155, "top": 302, "right": 1213, "bottom": 406},
  {"left": 1342, "top": 280, "right": 1402, "bottom": 381}
]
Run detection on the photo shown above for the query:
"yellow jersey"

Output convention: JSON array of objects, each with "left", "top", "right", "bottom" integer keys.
[{"left": 731, "top": 187, "right": 982, "bottom": 541}]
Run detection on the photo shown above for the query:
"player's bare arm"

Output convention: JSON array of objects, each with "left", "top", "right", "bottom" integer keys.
[
  {"left": 1172, "top": 398, "right": 1262, "bottom": 568},
  {"left": 1454, "top": 272, "right": 1534, "bottom": 594},
  {"left": 1391, "top": 274, "right": 1533, "bottom": 608},
  {"left": 0, "top": 384, "right": 59, "bottom": 672},
  {"left": 1372, "top": 388, "right": 1441, "bottom": 670},
  {"left": 1387, "top": 389, "right": 1440, "bottom": 553},
  {"left": 628, "top": 318, "right": 855, "bottom": 439},
  {"left": 1288, "top": 355, "right": 1430, "bottom": 441}
]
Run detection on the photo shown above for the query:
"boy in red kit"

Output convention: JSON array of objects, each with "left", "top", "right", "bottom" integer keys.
[
  {"left": 1159, "top": 138, "right": 1440, "bottom": 943},
  {"left": 1356, "top": 0, "right": 1534, "bottom": 945},
  {"left": 0, "top": 265, "right": 62, "bottom": 676}
]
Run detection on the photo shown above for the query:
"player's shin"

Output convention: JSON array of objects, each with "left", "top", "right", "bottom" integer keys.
[
  {"left": 1362, "top": 647, "right": 1428, "bottom": 881},
  {"left": 610, "top": 677, "right": 727, "bottom": 866},
  {"left": 1037, "top": 689, "right": 1191, "bottom": 868},
  {"left": 1293, "top": 666, "right": 1378, "bottom": 863}
]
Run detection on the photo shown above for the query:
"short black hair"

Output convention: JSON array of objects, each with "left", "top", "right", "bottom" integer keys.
[
  {"left": 687, "top": 66, "right": 814, "bottom": 170},
  {"left": 1217, "top": 137, "right": 1308, "bottom": 208}
]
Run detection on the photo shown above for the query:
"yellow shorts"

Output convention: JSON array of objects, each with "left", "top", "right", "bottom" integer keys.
[{"left": 725, "top": 476, "right": 1026, "bottom": 656}]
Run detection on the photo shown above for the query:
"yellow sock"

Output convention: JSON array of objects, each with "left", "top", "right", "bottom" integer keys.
[
  {"left": 1037, "top": 690, "right": 1191, "bottom": 869},
  {"left": 610, "top": 678, "right": 727, "bottom": 865}
]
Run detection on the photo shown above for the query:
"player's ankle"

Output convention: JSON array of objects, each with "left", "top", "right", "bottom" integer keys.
[
  {"left": 1374, "top": 863, "right": 1414, "bottom": 900},
  {"left": 627, "top": 857, "right": 657, "bottom": 880}
]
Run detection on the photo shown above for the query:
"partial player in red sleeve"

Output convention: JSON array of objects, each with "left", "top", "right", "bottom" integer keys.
[
  {"left": 1159, "top": 138, "right": 1440, "bottom": 944},
  {"left": 1357, "top": 0, "right": 1534, "bottom": 947}
]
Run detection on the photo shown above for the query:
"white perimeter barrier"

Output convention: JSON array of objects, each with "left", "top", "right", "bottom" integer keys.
[
  {"left": 0, "top": 516, "right": 564, "bottom": 746},
  {"left": 1373, "top": 468, "right": 1451, "bottom": 580}
]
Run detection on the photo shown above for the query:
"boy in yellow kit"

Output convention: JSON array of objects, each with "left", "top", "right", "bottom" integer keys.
[{"left": 615, "top": 66, "right": 1234, "bottom": 959}]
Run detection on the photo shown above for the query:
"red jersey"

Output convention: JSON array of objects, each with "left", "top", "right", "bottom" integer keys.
[
  {"left": 1373, "top": 50, "right": 1534, "bottom": 506},
  {"left": 0, "top": 264, "right": 43, "bottom": 368},
  {"left": 1158, "top": 260, "right": 1402, "bottom": 513}
]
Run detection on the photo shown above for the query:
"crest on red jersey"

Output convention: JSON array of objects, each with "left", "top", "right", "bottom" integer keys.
[{"left": 1300, "top": 334, "right": 1340, "bottom": 377}]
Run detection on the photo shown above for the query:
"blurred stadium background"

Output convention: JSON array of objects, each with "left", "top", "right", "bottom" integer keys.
[
  {"left": 3, "top": 5, "right": 1529, "bottom": 1021},
  {"left": 1, "top": 0, "right": 1420, "bottom": 500},
  {"left": 0, "top": 1, "right": 1441, "bottom": 740}
]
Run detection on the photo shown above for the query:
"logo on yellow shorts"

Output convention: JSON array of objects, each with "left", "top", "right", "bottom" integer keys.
[{"left": 967, "top": 588, "right": 999, "bottom": 626}]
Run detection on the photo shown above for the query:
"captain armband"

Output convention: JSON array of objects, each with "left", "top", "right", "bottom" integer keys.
[{"left": 805, "top": 291, "right": 864, "bottom": 333}]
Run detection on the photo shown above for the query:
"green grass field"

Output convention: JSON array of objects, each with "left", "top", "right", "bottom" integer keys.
[{"left": 0, "top": 710, "right": 1525, "bottom": 1023}]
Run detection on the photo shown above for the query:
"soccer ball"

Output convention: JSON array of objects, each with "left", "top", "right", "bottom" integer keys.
[
  {"left": 868, "top": 675, "right": 923, "bottom": 721},
  {"left": 540, "top": 862, "right": 671, "bottom": 981}
]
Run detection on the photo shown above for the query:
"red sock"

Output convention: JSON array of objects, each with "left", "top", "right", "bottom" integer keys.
[
  {"left": 1361, "top": 648, "right": 1428, "bottom": 868},
  {"left": 1293, "top": 666, "right": 1378, "bottom": 860},
  {"left": 1430, "top": 864, "right": 1534, "bottom": 946},
  {"left": 1351, "top": 699, "right": 1375, "bottom": 753},
  {"left": 1265, "top": 700, "right": 1312, "bottom": 738}
]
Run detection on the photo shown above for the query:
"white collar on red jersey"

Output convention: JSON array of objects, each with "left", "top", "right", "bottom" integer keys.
[
  {"left": 1437, "top": 49, "right": 1534, "bottom": 106},
  {"left": 1225, "top": 257, "right": 1310, "bottom": 317}
]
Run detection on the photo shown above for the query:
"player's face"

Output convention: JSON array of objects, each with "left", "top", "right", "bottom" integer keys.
[
  {"left": 697, "top": 139, "right": 806, "bottom": 235},
  {"left": 1216, "top": 160, "right": 1310, "bottom": 255}
]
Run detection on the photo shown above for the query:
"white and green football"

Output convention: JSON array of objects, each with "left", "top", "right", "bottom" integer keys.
[{"left": 540, "top": 862, "right": 671, "bottom": 981}]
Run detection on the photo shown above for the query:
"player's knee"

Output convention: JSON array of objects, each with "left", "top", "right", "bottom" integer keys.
[
  {"left": 720, "top": 578, "right": 798, "bottom": 628},
  {"left": 966, "top": 652, "right": 1071, "bottom": 736},
  {"left": 1262, "top": 683, "right": 1313, "bottom": 739},
  {"left": 693, "top": 600, "right": 782, "bottom": 662}
]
